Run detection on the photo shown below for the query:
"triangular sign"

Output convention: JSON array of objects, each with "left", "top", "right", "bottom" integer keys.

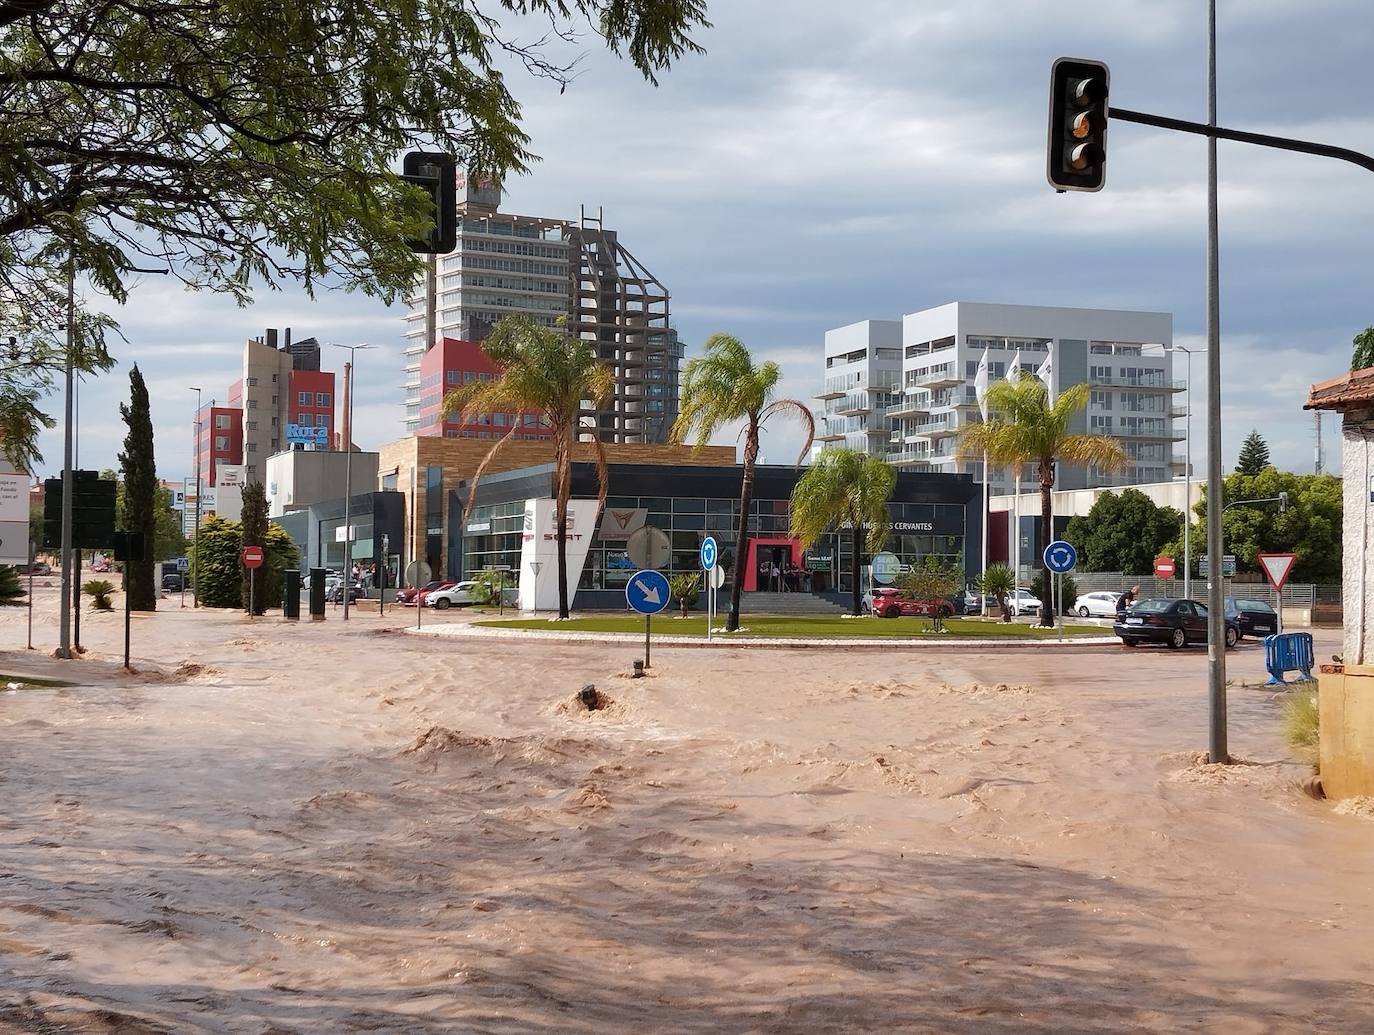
[{"left": 1258, "top": 553, "right": 1298, "bottom": 591}]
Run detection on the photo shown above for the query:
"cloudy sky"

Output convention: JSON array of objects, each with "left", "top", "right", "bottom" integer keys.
[{"left": 42, "top": 0, "right": 1374, "bottom": 482}]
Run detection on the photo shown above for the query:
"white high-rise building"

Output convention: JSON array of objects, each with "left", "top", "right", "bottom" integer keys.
[{"left": 816, "top": 302, "right": 1182, "bottom": 494}]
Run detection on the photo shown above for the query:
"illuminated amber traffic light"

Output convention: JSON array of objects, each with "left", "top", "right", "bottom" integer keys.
[{"left": 1047, "top": 58, "right": 1110, "bottom": 192}]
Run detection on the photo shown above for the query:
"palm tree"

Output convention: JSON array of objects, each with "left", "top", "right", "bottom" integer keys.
[
  {"left": 957, "top": 378, "right": 1128, "bottom": 628},
  {"left": 441, "top": 315, "right": 614, "bottom": 620},
  {"left": 789, "top": 448, "right": 895, "bottom": 616},
  {"left": 671, "top": 334, "right": 814, "bottom": 631}
]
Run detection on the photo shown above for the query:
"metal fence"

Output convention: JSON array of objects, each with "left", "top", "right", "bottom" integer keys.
[{"left": 1065, "top": 572, "right": 1334, "bottom": 610}]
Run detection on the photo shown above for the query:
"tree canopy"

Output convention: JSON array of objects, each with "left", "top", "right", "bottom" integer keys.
[
  {"left": 1235, "top": 430, "right": 1271, "bottom": 476},
  {"left": 1063, "top": 488, "right": 1183, "bottom": 575},
  {"left": 0, "top": 0, "right": 708, "bottom": 465},
  {"left": 1352, "top": 326, "right": 1374, "bottom": 371},
  {"left": 1167, "top": 469, "right": 1342, "bottom": 584}
]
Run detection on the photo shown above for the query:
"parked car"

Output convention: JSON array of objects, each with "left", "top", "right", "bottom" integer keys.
[
  {"left": 324, "top": 581, "right": 363, "bottom": 603},
  {"left": 870, "top": 587, "right": 955, "bottom": 620},
  {"left": 399, "top": 579, "right": 453, "bottom": 606},
  {"left": 1114, "top": 597, "right": 1239, "bottom": 650},
  {"left": 1007, "top": 589, "right": 1042, "bottom": 616},
  {"left": 1074, "top": 591, "right": 1121, "bottom": 618},
  {"left": 426, "top": 580, "right": 491, "bottom": 610},
  {"left": 15, "top": 561, "right": 52, "bottom": 576},
  {"left": 161, "top": 572, "right": 184, "bottom": 591},
  {"left": 1225, "top": 597, "right": 1279, "bottom": 640},
  {"left": 962, "top": 590, "right": 989, "bottom": 615}
]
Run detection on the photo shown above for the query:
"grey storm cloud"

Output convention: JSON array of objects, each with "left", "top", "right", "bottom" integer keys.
[{"left": 35, "top": 0, "right": 1374, "bottom": 479}]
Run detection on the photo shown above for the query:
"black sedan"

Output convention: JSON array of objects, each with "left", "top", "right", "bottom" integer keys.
[
  {"left": 1225, "top": 597, "right": 1279, "bottom": 640},
  {"left": 1114, "top": 598, "right": 1239, "bottom": 650}
]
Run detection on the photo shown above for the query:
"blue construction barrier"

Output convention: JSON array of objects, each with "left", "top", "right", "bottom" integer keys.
[{"left": 1264, "top": 632, "right": 1314, "bottom": 685}]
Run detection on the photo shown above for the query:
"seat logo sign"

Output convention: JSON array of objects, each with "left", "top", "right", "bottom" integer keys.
[{"left": 598, "top": 507, "right": 647, "bottom": 540}]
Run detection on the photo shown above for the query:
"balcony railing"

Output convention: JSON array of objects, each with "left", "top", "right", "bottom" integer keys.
[
  {"left": 1089, "top": 374, "right": 1187, "bottom": 391},
  {"left": 905, "top": 366, "right": 961, "bottom": 389}
]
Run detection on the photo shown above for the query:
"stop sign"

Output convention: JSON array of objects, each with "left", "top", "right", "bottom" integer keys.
[
  {"left": 241, "top": 545, "right": 265, "bottom": 569},
  {"left": 1154, "top": 555, "right": 1176, "bottom": 579}
]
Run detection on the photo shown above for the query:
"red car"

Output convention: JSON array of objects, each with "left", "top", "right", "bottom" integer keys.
[
  {"left": 398, "top": 580, "right": 454, "bottom": 607},
  {"left": 870, "top": 587, "right": 955, "bottom": 620}
]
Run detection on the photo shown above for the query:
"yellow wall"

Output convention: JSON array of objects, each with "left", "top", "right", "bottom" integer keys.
[{"left": 1319, "top": 664, "right": 1374, "bottom": 799}]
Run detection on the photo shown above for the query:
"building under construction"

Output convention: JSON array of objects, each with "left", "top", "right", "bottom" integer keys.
[{"left": 402, "top": 179, "right": 681, "bottom": 444}]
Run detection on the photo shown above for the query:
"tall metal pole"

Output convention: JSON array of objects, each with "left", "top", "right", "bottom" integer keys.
[
  {"left": 58, "top": 248, "right": 75, "bottom": 659},
  {"left": 1205, "top": 0, "right": 1228, "bottom": 764},
  {"left": 342, "top": 359, "right": 354, "bottom": 621},
  {"left": 332, "top": 343, "right": 374, "bottom": 621},
  {"left": 190, "top": 387, "right": 202, "bottom": 607},
  {"left": 1182, "top": 346, "right": 1193, "bottom": 602}
]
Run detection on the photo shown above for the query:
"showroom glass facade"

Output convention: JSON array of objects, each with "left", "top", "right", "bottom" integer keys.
[{"left": 454, "top": 463, "right": 980, "bottom": 602}]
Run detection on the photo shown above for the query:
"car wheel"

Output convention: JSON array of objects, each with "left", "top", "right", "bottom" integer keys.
[
  {"left": 940, "top": 605, "right": 953, "bottom": 619},
  {"left": 434, "top": 598, "right": 451, "bottom": 610},
  {"left": 1121, "top": 638, "right": 1138, "bottom": 648},
  {"left": 1225, "top": 625, "right": 1238, "bottom": 649},
  {"left": 1078, "top": 606, "right": 1090, "bottom": 618},
  {"left": 883, "top": 606, "right": 900, "bottom": 619},
  {"left": 1169, "top": 627, "right": 1186, "bottom": 650}
]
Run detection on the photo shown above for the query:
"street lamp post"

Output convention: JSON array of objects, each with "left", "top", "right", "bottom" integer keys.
[
  {"left": 189, "top": 387, "right": 202, "bottom": 608},
  {"left": 57, "top": 248, "right": 75, "bottom": 659},
  {"left": 331, "top": 343, "right": 374, "bottom": 621}
]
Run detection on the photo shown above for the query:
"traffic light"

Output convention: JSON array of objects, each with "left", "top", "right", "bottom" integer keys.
[
  {"left": 1047, "top": 57, "right": 1110, "bottom": 192},
  {"left": 401, "top": 151, "right": 457, "bottom": 254}
]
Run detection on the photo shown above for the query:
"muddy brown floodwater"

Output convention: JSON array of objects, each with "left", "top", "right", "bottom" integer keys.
[{"left": 1, "top": 582, "right": 1372, "bottom": 1032}]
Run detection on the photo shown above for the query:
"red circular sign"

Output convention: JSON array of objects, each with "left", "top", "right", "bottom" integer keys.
[
  {"left": 1154, "top": 556, "right": 1176, "bottom": 579},
  {"left": 241, "top": 545, "right": 265, "bottom": 569}
]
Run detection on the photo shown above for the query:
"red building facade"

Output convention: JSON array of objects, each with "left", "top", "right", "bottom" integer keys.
[
  {"left": 417, "top": 337, "right": 551, "bottom": 440},
  {"left": 195, "top": 403, "right": 244, "bottom": 487}
]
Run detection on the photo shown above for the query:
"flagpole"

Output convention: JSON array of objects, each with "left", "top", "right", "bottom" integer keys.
[{"left": 981, "top": 450, "right": 990, "bottom": 617}]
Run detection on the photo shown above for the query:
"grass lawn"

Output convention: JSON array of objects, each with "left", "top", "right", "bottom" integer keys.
[{"left": 472, "top": 614, "right": 1107, "bottom": 639}]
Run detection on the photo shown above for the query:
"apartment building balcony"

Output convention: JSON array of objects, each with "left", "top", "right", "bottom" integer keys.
[
  {"left": 1169, "top": 405, "right": 1189, "bottom": 419},
  {"left": 905, "top": 366, "right": 961, "bottom": 390},
  {"left": 1115, "top": 425, "right": 1186, "bottom": 441},
  {"left": 832, "top": 392, "right": 872, "bottom": 417},
  {"left": 887, "top": 447, "right": 929, "bottom": 466},
  {"left": 1089, "top": 374, "right": 1187, "bottom": 392},
  {"left": 815, "top": 428, "right": 847, "bottom": 443},
  {"left": 883, "top": 397, "right": 928, "bottom": 420}
]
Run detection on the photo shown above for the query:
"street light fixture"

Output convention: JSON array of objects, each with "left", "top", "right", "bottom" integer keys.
[
  {"left": 188, "top": 387, "right": 202, "bottom": 608},
  {"left": 330, "top": 343, "right": 374, "bottom": 621}
]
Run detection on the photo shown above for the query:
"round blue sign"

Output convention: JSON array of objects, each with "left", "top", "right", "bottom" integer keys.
[
  {"left": 1043, "top": 540, "right": 1078, "bottom": 574},
  {"left": 700, "top": 536, "right": 718, "bottom": 571},
  {"left": 625, "top": 569, "right": 671, "bottom": 615}
]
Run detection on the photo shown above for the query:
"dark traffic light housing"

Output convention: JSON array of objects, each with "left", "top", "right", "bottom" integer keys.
[
  {"left": 1047, "top": 57, "right": 1110, "bottom": 192},
  {"left": 401, "top": 151, "right": 458, "bottom": 254}
]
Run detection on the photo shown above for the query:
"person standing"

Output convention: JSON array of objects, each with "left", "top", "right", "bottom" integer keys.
[{"left": 1116, "top": 584, "right": 1140, "bottom": 619}]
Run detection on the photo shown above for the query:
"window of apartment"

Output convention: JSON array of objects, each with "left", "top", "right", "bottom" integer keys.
[
  {"left": 246, "top": 376, "right": 258, "bottom": 386},
  {"left": 270, "top": 439, "right": 279, "bottom": 450},
  {"left": 215, "top": 435, "right": 228, "bottom": 449},
  {"left": 215, "top": 414, "right": 230, "bottom": 429},
  {"left": 315, "top": 414, "right": 330, "bottom": 427},
  {"left": 298, "top": 391, "right": 311, "bottom": 405},
  {"left": 493, "top": 413, "right": 506, "bottom": 427},
  {"left": 524, "top": 414, "right": 537, "bottom": 427},
  {"left": 875, "top": 348, "right": 900, "bottom": 360},
  {"left": 446, "top": 370, "right": 462, "bottom": 384},
  {"left": 246, "top": 421, "right": 257, "bottom": 431},
  {"left": 315, "top": 392, "right": 331, "bottom": 406},
  {"left": 479, "top": 372, "right": 493, "bottom": 382},
  {"left": 1090, "top": 365, "right": 1112, "bottom": 382},
  {"left": 271, "top": 417, "right": 278, "bottom": 427},
  {"left": 246, "top": 399, "right": 257, "bottom": 409},
  {"left": 1090, "top": 390, "right": 1113, "bottom": 409},
  {"left": 271, "top": 373, "right": 278, "bottom": 383},
  {"left": 246, "top": 443, "right": 257, "bottom": 453},
  {"left": 272, "top": 395, "right": 278, "bottom": 405},
  {"left": 464, "top": 371, "right": 477, "bottom": 383},
  {"left": 1090, "top": 416, "right": 1112, "bottom": 431}
]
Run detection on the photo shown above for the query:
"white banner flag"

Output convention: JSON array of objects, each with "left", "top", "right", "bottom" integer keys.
[
  {"left": 1006, "top": 349, "right": 1022, "bottom": 384},
  {"left": 1036, "top": 342, "right": 1055, "bottom": 403},
  {"left": 974, "top": 348, "right": 990, "bottom": 420}
]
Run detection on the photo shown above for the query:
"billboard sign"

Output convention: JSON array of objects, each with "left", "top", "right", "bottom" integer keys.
[{"left": 286, "top": 423, "right": 329, "bottom": 446}]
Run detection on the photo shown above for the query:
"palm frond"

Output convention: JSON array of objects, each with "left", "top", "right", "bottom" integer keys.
[
  {"left": 1059, "top": 434, "right": 1131, "bottom": 473},
  {"left": 459, "top": 421, "right": 524, "bottom": 528},
  {"left": 760, "top": 398, "right": 816, "bottom": 464}
]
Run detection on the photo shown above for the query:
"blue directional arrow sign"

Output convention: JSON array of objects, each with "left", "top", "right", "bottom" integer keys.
[
  {"left": 626, "top": 569, "right": 671, "bottom": 615},
  {"left": 700, "top": 535, "right": 718, "bottom": 571},
  {"left": 1043, "top": 540, "right": 1078, "bottom": 574}
]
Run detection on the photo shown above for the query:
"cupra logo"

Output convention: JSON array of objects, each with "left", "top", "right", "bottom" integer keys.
[{"left": 610, "top": 510, "right": 637, "bottom": 530}]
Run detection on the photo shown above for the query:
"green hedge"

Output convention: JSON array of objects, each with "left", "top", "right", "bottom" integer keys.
[{"left": 188, "top": 516, "right": 300, "bottom": 610}]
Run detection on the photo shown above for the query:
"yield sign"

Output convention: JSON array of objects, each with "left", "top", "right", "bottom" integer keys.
[{"left": 1258, "top": 553, "right": 1297, "bottom": 591}]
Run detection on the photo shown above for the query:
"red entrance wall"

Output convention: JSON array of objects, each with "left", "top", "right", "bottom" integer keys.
[{"left": 742, "top": 537, "right": 803, "bottom": 591}]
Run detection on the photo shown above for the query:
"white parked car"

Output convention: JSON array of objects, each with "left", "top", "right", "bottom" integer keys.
[
  {"left": 1007, "top": 589, "right": 1042, "bottom": 616},
  {"left": 1075, "top": 591, "right": 1121, "bottom": 618},
  {"left": 425, "top": 580, "right": 490, "bottom": 609}
]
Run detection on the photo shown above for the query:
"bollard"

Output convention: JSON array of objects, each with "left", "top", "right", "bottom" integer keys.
[
  {"left": 308, "top": 566, "right": 327, "bottom": 622},
  {"left": 282, "top": 569, "right": 301, "bottom": 621}
]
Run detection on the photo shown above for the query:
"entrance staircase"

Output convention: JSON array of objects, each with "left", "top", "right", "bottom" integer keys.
[{"left": 738, "top": 591, "right": 853, "bottom": 616}]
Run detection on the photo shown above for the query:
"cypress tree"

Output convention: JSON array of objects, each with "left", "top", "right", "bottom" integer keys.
[
  {"left": 239, "top": 482, "right": 269, "bottom": 614},
  {"left": 1235, "top": 430, "right": 1272, "bottom": 476},
  {"left": 118, "top": 365, "right": 157, "bottom": 610}
]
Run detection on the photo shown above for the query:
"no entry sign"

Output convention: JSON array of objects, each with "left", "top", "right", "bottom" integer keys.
[
  {"left": 1154, "top": 555, "right": 1176, "bottom": 579},
  {"left": 241, "top": 545, "right": 265, "bottom": 569}
]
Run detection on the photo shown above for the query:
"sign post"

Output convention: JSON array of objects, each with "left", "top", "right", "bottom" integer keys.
[
  {"left": 242, "top": 545, "right": 265, "bottom": 619},
  {"left": 700, "top": 536, "right": 718, "bottom": 643},
  {"left": 1043, "top": 540, "right": 1078, "bottom": 642},
  {"left": 710, "top": 563, "right": 725, "bottom": 636},
  {"left": 1258, "top": 553, "right": 1298, "bottom": 636},
  {"left": 626, "top": 568, "right": 671, "bottom": 668},
  {"left": 405, "top": 560, "right": 431, "bottom": 631}
]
